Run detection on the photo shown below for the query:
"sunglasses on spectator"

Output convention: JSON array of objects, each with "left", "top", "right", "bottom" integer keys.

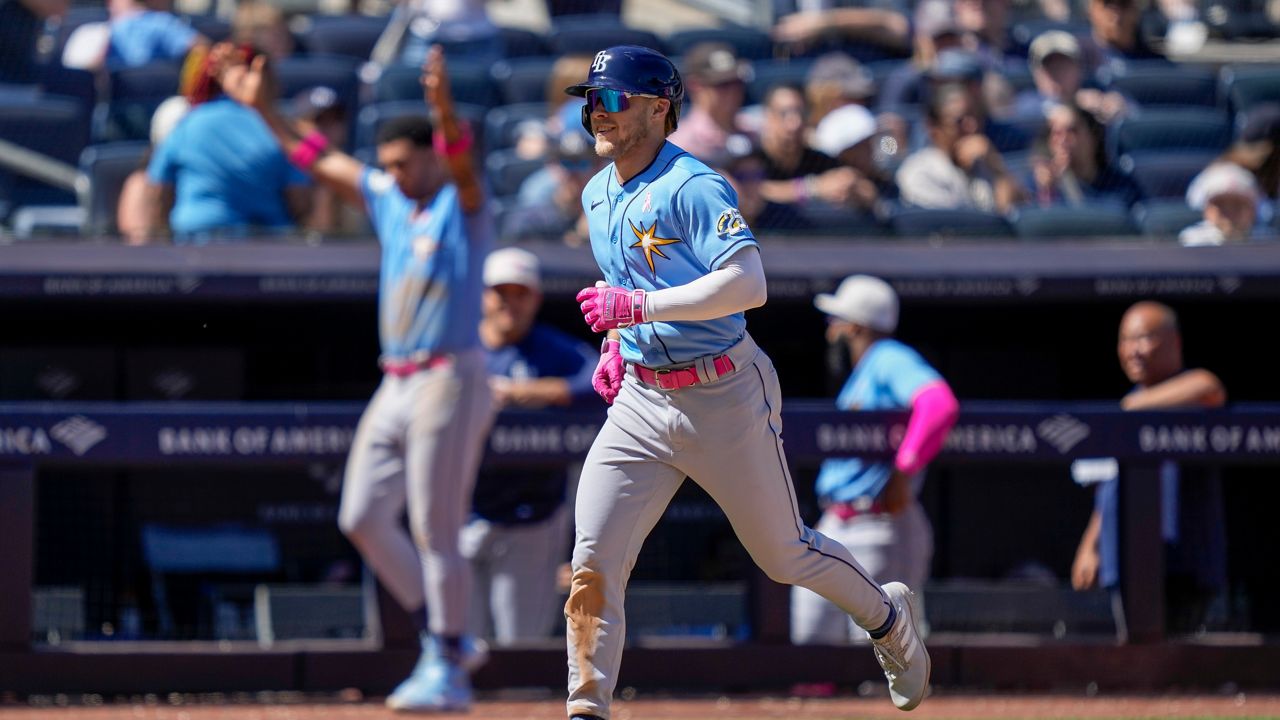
[{"left": 585, "top": 88, "right": 659, "bottom": 113}]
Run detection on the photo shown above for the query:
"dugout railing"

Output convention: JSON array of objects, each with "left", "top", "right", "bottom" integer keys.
[{"left": 4, "top": 401, "right": 1280, "bottom": 694}]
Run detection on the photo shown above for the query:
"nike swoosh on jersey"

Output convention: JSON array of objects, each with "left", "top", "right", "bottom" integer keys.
[{"left": 591, "top": 198, "right": 605, "bottom": 210}]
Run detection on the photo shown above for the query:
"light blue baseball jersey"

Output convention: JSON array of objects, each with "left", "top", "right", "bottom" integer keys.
[
  {"left": 584, "top": 141, "right": 757, "bottom": 366},
  {"left": 359, "top": 168, "right": 489, "bottom": 358},
  {"left": 147, "top": 98, "right": 309, "bottom": 238},
  {"left": 107, "top": 11, "right": 197, "bottom": 69},
  {"left": 816, "top": 339, "right": 942, "bottom": 503}
]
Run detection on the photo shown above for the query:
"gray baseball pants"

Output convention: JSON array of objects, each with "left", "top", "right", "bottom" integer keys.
[
  {"left": 791, "top": 500, "right": 933, "bottom": 644},
  {"left": 461, "top": 504, "right": 573, "bottom": 644},
  {"left": 338, "top": 349, "right": 494, "bottom": 637},
  {"left": 565, "top": 335, "right": 892, "bottom": 719}
]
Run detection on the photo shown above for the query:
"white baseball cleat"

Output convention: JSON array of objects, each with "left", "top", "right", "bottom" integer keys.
[{"left": 869, "top": 582, "right": 931, "bottom": 711}]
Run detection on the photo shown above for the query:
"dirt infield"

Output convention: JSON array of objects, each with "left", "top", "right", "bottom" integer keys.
[{"left": 4, "top": 693, "right": 1280, "bottom": 720}]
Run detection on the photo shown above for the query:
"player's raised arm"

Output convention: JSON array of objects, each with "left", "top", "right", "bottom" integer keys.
[
  {"left": 422, "top": 45, "right": 484, "bottom": 215},
  {"left": 218, "top": 46, "right": 364, "bottom": 208}
]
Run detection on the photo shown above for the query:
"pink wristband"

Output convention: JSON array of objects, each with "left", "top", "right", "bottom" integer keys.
[
  {"left": 434, "top": 122, "right": 474, "bottom": 158},
  {"left": 288, "top": 130, "right": 328, "bottom": 170}
]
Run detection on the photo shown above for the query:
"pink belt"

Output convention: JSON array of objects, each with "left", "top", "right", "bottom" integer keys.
[
  {"left": 629, "top": 355, "right": 736, "bottom": 391},
  {"left": 825, "top": 499, "right": 888, "bottom": 521},
  {"left": 380, "top": 354, "right": 452, "bottom": 377}
]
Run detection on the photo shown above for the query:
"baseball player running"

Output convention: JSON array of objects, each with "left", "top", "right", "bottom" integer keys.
[
  {"left": 220, "top": 46, "right": 492, "bottom": 711},
  {"left": 563, "top": 45, "right": 930, "bottom": 720}
]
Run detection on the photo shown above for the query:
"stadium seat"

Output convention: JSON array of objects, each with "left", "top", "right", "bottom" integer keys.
[
  {"left": 78, "top": 141, "right": 149, "bottom": 236},
  {"left": 183, "top": 15, "right": 231, "bottom": 43},
  {"left": 40, "top": 65, "right": 97, "bottom": 116},
  {"left": 1221, "top": 64, "right": 1280, "bottom": 114},
  {"left": 1106, "top": 107, "right": 1232, "bottom": 161},
  {"left": 485, "top": 148, "right": 545, "bottom": 199},
  {"left": 788, "top": 204, "right": 890, "bottom": 238},
  {"left": 299, "top": 14, "right": 388, "bottom": 60},
  {"left": 374, "top": 59, "right": 499, "bottom": 108},
  {"left": 548, "top": 21, "right": 663, "bottom": 56},
  {"left": 354, "top": 100, "right": 486, "bottom": 152},
  {"left": 0, "top": 95, "right": 92, "bottom": 213},
  {"left": 1012, "top": 202, "right": 1138, "bottom": 238},
  {"left": 1116, "top": 149, "right": 1218, "bottom": 199},
  {"left": 1106, "top": 62, "right": 1217, "bottom": 107},
  {"left": 746, "top": 59, "right": 815, "bottom": 105},
  {"left": 491, "top": 57, "right": 559, "bottom": 105},
  {"left": 665, "top": 26, "right": 775, "bottom": 61},
  {"left": 498, "top": 26, "right": 552, "bottom": 58},
  {"left": 484, "top": 102, "right": 549, "bottom": 153},
  {"left": 889, "top": 207, "right": 1015, "bottom": 239},
  {"left": 98, "top": 62, "right": 182, "bottom": 142},
  {"left": 1133, "top": 198, "right": 1201, "bottom": 237}
]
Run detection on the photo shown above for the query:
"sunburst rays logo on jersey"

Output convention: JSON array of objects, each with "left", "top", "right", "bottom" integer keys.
[{"left": 629, "top": 219, "right": 680, "bottom": 274}]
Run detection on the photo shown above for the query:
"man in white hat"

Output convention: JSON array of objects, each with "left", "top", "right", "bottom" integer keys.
[
  {"left": 464, "top": 247, "right": 598, "bottom": 644},
  {"left": 793, "top": 275, "right": 960, "bottom": 645},
  {"left": 812, "top": 103, "right": 886, "bottom": 212}
]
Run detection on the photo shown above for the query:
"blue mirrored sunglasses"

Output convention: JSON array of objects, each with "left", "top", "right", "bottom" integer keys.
[{"left": 585, "top": 87, "right": 658, "bottom": 113}]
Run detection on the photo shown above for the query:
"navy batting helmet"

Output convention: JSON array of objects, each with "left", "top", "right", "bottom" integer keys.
[{"left": 566, "top": 45, "right": 684, "bottom": 134}]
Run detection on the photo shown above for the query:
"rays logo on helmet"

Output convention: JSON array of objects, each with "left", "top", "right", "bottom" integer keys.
[
  {"left": 591, "top": 50, "right": 609, "bottom": 74},
  {"left": 716, "top": 208, "right": 748, "bottom": 237}
]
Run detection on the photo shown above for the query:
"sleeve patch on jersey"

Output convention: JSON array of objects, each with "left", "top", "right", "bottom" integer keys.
[
  {"left": 368, "top": 169, "right": 395, "bottom": 195},
  {"left": 715, "top": 208, "right": 748, "bottom": 238}
]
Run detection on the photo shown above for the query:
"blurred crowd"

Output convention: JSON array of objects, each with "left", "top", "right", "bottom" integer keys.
[{"left": 2, "top": 0, "right": 1280, "bottom": 245}]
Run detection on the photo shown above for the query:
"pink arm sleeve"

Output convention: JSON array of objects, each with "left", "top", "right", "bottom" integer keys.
[{"left": 894, "top": 380, "right": 960, "bottom": 476}]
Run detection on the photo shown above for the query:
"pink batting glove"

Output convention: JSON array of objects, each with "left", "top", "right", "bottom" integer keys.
[
  {"left": 576, "top": 281, "right": 646, "bottom": 333},
  {"left": 592, "top": 340, "right": 625, "bottom": 404}
]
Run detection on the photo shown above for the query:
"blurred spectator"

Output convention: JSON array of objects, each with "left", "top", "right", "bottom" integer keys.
[
  {"left": 232, "top": 1, "right": 294, "bottom": 62},
  {"left": 812, "top": 103, "right": 889, "bottom": 211},
  {"left": 1028, "top": 103, "right": 1141, "bottom": 208},
  {"left": 711, "top": 137, "right": 809, "bottom": 232},
  {"left": 1071, "top": 301, "right": 1227, "bottom": 636},
  {"left": 1079, "top": 0, "right": 1166, "bottom": 81},
  {"left": 807, "top": 52, "right": 909, "bottom": 176},
  {"left": 895, "top": 82, "right": 1025, "bottom": 213},
  {"left": 1179, "top": 162, "right": 1262, "bottom": 245},
  {"left": 63, "top": 0, "right": 205, "bottom": 72},
  {"left": 771, "top": 2, "right": 910, "bottom": 57},
  {"left": 464, "top": 247, "right": 596, "bottom": 644},
  {"left": 792, "top": 275, "right": 958, "bottom": 645},
  {"left": 953, "top": 0, "right": 1015, "bottom": 68},
  {"left": 501, "top": 55, "right": 593, "bottom": 162},
  {"left": 291, "top": 85, "right": 364, "bottom": 237},
  {"left": 141, "top": 43, "right": 310, "bottom": 243},
  {"left": 878, "top": 0, "right": 967, "bottom": 111},
  {"left": 667, "top": 42, "right": 752, "bottom": 162},
  {"left": 117, "top": 94, "right": 189, "bottom": 244},
  {"left": 757, "top": 84, "right": 860, "bottom": 210},
  {"left": 370, "top": 0, "right": 499, "bottom": 70},
  {"left": 805, "top": 52, "right": 875, "bottom": 124},
  {"left": 504, "top": 127, "right": 603, "bottom": 246},
  {"left": 1186, "top": 104, "right": 1280, "bottom": 230},
  {"left": 928, "top": 49, "right": 1029, "bottom": 153},
  {"left": 1013, "top": 30, "right": 1130, "bottom": 125},
  {"left": 1, "top": 0, "right": 67, "bottom": 83}
]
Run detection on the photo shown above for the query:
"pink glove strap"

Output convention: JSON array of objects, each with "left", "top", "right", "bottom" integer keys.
[
  {"left": 895, "top": 380, "right": 960, "bottom": 475},
  {"left": 604, "top": 288, "right": 645, "bottom": 328},
  {"left": 288, "top": 130, "right": 329, "bottom": 170}
]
